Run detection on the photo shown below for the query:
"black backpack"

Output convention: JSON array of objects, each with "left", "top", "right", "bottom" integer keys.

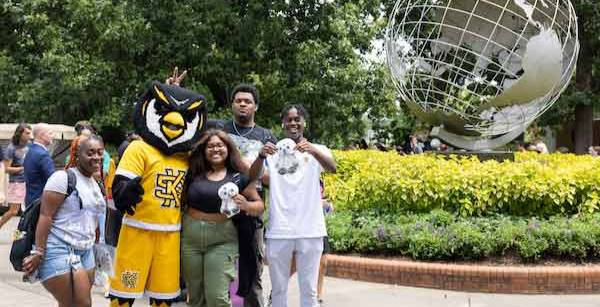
[{"left": 10, "top": 168, "right": 81, "bottom": 272}]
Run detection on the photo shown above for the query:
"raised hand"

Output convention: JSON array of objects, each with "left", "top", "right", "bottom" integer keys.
[
  {"left": 259, "top": 142, "right": 278, "bottom": 158},
  {"left": 165, "top": 66, "right": 188, "bottom": 86},
  {"left": 295, "top": 139, "right": 316, "bottom": 155}
]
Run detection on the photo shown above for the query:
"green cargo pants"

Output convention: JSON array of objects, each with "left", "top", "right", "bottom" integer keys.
[{"left": 181, "top": 214, "right": 238, "bottom": 307}]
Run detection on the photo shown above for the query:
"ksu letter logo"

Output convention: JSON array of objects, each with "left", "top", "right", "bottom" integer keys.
[{"left": 155, "top": 168, "right": 186, "bottom": 208}]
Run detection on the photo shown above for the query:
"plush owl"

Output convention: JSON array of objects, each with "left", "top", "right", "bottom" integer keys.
[
  {"left": 218, "top": 182, "right": 240, "bottom": 218},
  {"left": 275, "top": 138, "right": 300, "bottom": 175},
  {"left": 134, "top": 81, "right": 207, "bottom": 155}
]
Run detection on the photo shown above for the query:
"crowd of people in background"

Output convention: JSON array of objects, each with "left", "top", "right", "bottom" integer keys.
[{"left": 353, "top": 134, "right": 568, "bottom": 155}]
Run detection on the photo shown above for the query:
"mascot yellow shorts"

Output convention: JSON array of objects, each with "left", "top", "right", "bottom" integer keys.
[{"left": 109, "top": 224, "right": 180, "bottom": 299}]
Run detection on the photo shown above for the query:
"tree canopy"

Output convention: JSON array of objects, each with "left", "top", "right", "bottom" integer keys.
[{"left": 1, "top": 0, "right": 404, "bottom": 147}]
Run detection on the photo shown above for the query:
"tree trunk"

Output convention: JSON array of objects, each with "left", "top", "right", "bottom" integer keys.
[
  {"left": 574, "top": 104, "right": 593, "bottom": 154},
  {"left": 572, "top": 6, "right": 594, "bottom": 154}
]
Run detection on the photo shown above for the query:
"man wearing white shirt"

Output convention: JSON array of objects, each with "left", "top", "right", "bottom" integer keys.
[{"left": 250, "top": 104, "right": 336, "bottom": 307}]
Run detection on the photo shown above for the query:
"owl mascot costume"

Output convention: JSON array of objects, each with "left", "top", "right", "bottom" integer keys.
[{"left": 109, "top": 82, "right": 207, "bottom": 307}]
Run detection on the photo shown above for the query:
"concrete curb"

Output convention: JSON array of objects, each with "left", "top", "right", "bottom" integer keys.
[{"left": 326, "top": 255, "right": 600, "bottom": 294}]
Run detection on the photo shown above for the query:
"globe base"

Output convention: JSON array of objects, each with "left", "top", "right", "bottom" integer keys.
[{"left": 431, "top": 124, "right": 528, "bottom": 151}]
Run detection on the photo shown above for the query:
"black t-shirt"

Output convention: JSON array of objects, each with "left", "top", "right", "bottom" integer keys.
[
  {"left": 186, "top": 170, "right": 250, "bottom": 213},
  {"left": 209, "top": 119, "right": 277, "bottom": 160}
]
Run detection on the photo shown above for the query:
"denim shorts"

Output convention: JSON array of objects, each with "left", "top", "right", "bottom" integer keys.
[{"left": 37, "top": 235, "right": 95, "bottom": 282}]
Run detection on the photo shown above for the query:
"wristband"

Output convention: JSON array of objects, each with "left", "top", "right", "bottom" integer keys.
[
  {"left": 31, "top": 245, "right": 45, "bottom": 254},
  {"left": 258, "top": 152, "right": 267, "bottom": 159}
]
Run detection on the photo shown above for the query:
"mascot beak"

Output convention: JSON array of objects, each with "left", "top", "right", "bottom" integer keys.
[{"left": 161, "top": 111, "right": 185, "bottom": 141}]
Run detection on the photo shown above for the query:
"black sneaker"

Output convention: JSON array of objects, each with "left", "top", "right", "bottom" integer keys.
[{"left": 174, "top": 288, "right": 187, "bottom": 302}]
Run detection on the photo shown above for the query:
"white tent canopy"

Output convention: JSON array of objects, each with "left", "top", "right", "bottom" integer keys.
[{"left": 0, "top": 123, "right": 77, "bottom": 141}]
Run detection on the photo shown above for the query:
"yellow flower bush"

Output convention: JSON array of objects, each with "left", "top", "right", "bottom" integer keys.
[{"left": 324, "top": 151, "right": 600, "bottom": 217}]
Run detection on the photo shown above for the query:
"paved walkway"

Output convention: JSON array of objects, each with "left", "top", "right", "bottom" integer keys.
[{"left": 2, "top": 218, "right": 600, "bottom": 307}]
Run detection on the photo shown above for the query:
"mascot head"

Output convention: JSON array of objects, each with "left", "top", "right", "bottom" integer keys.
[{"left": 134, "top": 81, "right": 207, "bottom": 155}]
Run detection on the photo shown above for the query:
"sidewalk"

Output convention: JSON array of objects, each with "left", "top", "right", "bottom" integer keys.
[{"left": 2, "top": 217, "right": 600, "bottom": 307}]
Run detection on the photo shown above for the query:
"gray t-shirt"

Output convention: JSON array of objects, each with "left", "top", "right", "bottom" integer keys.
[
  {"left": 44, "top": 168, "right": 106, "bottom": 250},
  {"left": 4, "top": 143, "right": 28, "bottom": 183}
]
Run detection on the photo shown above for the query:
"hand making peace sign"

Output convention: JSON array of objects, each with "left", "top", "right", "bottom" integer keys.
[{"left": 165, "top": 66, "right": 188, "bottom": 86}]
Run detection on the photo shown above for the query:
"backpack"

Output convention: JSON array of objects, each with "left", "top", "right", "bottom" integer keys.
[{"left": 10, "top": 168, "right": 82, "bottom": 272}]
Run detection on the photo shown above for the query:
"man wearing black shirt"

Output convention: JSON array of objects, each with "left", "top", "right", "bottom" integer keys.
[{"left": 212, "top": 84, "right": 276, "bottom": 307}]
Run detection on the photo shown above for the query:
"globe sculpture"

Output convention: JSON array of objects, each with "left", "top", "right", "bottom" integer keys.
[{"left": 386, "top": 0, "right": 579, "bottom": 150}]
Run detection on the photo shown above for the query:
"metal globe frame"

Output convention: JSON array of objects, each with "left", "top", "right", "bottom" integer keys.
[{"left": 386, "top": 0, "right": 579, "bottom": 150}]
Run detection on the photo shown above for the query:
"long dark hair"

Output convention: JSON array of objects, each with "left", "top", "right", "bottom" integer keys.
[
  {"left": 12, "top": 123, "right": 32, "bottom": 146},
  {"left": 181, "top": 129, "right": 244, "bottom": 207}
]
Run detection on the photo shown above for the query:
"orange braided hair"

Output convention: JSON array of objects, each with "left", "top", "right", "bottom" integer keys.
[{"left": 65, "top": 136, "right": 86, "bottom": 169}]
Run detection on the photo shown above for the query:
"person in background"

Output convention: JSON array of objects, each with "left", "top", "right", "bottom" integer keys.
[
  {"left": 1, "top": 147, "right": 6, "bottom": 204},
  {"left": 526, "top": 143, "right": 539, "bottom": 152},
  {"left": 23, "top": 123, "right": 56, "bottom": 208},
  {"left": 116, "top": 132, "right": 141, "bottom": 165},
  {"left": 104, "top": 131, "right": 142, "bottom": 250},
  {"left": 533, "top": 139, "right": 549, "bottom": 154},
  {"left": 403, "top": 135, "right": 423, "bottom": 154},
  {"left": 374, "top": 143, "right": 388, "bottom": 152},
  {"left": 0, "top": 123, "right": 32, "bottom": 229}
]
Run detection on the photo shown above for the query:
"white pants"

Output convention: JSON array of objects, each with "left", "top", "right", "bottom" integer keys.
[{"left": 267, "top": 237, "right": 323, "bottom": 307}]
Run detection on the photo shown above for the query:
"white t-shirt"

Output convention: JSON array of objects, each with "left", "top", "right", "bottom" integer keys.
[
  {"left": 44, "top": 168, "right": 106, "bottom": 250},
  {"left": 265, "top": 143, "right": 332, "bottom": 239}
]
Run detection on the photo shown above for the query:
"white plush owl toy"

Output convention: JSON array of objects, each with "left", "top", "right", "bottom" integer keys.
[
  {"left": 275, "top": 138, "right": 300, "bottom": 175},
  {"left": 218, "top": 182, "right": 240, "bottom": 218}
]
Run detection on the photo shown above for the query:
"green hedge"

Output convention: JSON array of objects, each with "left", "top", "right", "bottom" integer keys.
[
  {"left": 326, "top": 210, "right": 600, "bottom": 262},
  {"left": 325, "top": 151, "right": 600, "bottom": 217}
]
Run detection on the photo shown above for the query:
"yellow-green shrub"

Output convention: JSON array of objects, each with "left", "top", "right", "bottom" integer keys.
[{"left": 324, "top": 151, "right": 600, "bottom": 217}]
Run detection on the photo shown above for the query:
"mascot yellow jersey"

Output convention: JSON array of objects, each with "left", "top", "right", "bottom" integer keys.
[
  {"left": 116, "top": 140, "right": 188, "bottom": 230},
  {"left": 109, "top": 81, "right": 207, "bottom": 306}
]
